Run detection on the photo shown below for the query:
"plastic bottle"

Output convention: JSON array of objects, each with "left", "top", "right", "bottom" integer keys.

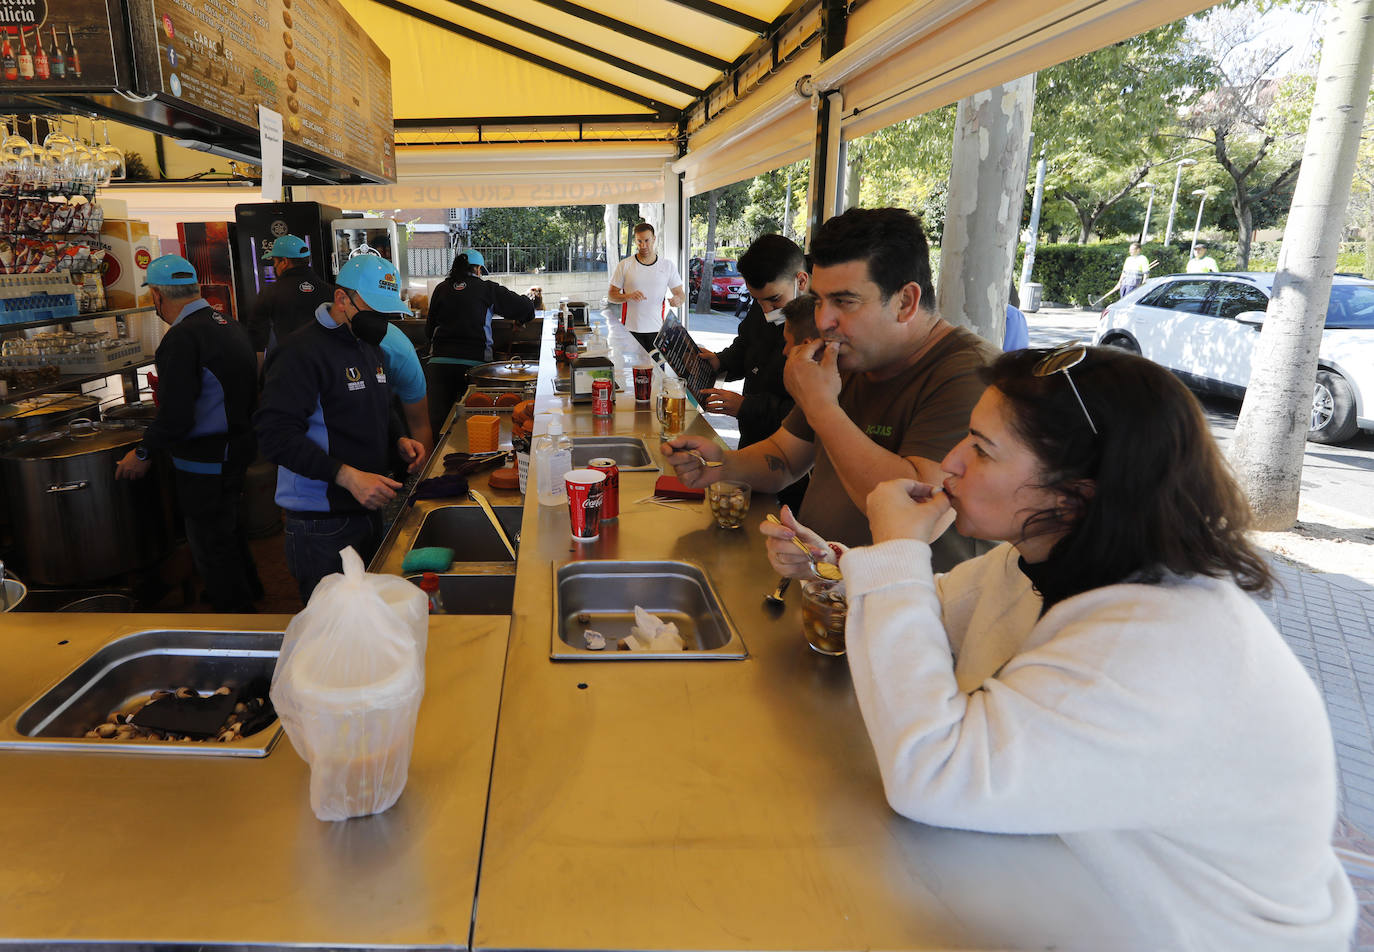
[
  {"left": 533, "top": 411, "right": 573, "bottom": 507},
  {"left": 418, "top": 572, "right": 444, "bottom": 614}
]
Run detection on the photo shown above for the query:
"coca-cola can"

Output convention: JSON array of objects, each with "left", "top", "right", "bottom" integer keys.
[
  {"left": 587, "top": 456, "right": 619, "bottom": 520},
  {"left": 564, "top": 469, "right": 606, "bottom": 541},
  {"left": 591, "top": 378, "right": 613, "bottom": 417}
]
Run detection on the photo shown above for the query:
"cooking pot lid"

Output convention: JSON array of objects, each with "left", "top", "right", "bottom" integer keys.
[
  {"left": 0, "top": 420, "right": 144, "bottom": 460},
  {"left": 0, "top": 393, "right": 101, "bottom": 421},
  {"left": 469, "top": 359, "right": 538, "bottom": 382}
]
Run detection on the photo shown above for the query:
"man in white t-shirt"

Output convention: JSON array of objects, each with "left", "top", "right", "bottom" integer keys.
[
  {"left": 1118, "top": 242, "right": 1153, "bottom": 296},
  {"left": 1186, "top": 243, "right": 1220, "bottom": 273},
  {"left": 609, "top": 222, "right": 685, "bottom": 353}
]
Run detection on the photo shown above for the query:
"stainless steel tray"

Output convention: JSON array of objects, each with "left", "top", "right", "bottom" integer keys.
[
  {"left": 0, "top": 629, "right": 283, "bottom": 757},
  {"left": 551, "top": 560, "right": 747, "bottom": 660}
]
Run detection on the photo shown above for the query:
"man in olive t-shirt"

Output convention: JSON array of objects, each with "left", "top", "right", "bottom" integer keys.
[{"left": 662, "top": 207, "right": 998, "bottom": 571}]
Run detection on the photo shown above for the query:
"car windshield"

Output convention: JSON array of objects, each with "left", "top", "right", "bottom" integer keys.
[
  {"left": 714, "top": 262, "right": 740, "bottom": 277},
  {"left": 1326, "top": 284, "right": 1374, "bottom": 328}
]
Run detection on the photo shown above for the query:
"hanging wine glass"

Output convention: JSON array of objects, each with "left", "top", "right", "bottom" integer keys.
[
  {"left": 0, "top": 116, "right": 31, "bottom": 190},
  {"left": 99, "top": 120, "right": 124, "bottom": 182},
  {"left": 41, "top": 115, "right": 71, "bottom": 153}
]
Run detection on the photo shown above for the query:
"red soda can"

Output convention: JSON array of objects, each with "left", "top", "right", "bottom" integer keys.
[
  {"left": 564, "top": 469, "right": 606, "bottom": 541},
  {"left": 591, "top": 377, "right": 613, "bottom": 417},
  {"left": 587, "top": 456, "right": 619, "bottom": 520}
]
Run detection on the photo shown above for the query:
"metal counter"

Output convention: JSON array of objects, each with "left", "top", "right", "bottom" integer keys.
[
  {"left": 471, "top": 315, "right": 1136, "bottom": 951},
  {"left": 0, "top": 611, "right": 507, "bottom": 950}
]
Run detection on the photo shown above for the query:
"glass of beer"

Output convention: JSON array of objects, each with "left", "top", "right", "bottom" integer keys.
[{"left": 656, "top": 377, "right": 686, "bottom": 438}]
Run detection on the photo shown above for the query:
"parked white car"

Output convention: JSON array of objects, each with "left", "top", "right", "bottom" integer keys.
[{"left": 1093, "top": 272, "right": 1374, "bottom": 444}]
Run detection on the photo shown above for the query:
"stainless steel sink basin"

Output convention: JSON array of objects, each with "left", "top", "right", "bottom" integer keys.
[
  {"left": 570, "top": 436, "right": 656, "bottom": 471},
  {"left": 411, "top": 504, "right": 522, "bottom": 562},
  {"left": 0, "top": 630, "right": 283, "bottom": 757},
  {"left": 407, "top": 572, "right": 515, "bottom": 615},
  {"left": 551, "top": 560, "right": 747, "bottom": 660}
]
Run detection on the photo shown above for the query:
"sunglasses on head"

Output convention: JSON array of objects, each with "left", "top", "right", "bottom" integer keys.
[{"left": 1032, "top": 343, "right": 1099, "bottom": 435}]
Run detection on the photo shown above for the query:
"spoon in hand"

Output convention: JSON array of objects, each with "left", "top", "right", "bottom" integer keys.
[
  {"left": 765, "top": 514, "right": 842, "bottom": 581},
  {"left": 686, "top": 449, "right": 725, "bottom": 468}
]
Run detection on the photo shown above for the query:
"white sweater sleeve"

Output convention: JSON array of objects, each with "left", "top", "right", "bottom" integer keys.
[{"left": 840, "top": 539, "right": 1312, "bottom": 836}]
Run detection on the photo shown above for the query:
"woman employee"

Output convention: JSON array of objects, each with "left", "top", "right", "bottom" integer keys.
[
  {"left": 764, "top": 345, "right": 1354, "bottom": 951},
  {"left": 424, "top": 250, "right": 536, "bottom": 434}
]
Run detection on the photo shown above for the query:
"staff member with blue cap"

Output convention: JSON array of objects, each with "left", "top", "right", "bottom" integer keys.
[
  {"left": 248, "top": 234, "right": 333, "bottom": 371},
  {"left": 255, "top": 255, "right": 428, "bottom": 602},
  {"left": 116, "top": 254, "right": 261, "bottom": 612},
  {"left": 425, "top": 248, "right": 537, "bottom": 435}
]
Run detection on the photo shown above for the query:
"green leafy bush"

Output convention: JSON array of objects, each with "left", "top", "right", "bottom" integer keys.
[{"left": 1025, "top": 242, "right": 1186, "bottom": 306}]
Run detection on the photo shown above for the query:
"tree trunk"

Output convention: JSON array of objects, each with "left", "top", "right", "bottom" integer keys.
[
  {"left": 845, "top": 153, "right": 864, "bottom": 211},
  {"left": 937, "top": 75, "right": 1036, "bottom": 344},
  {"left": 1230, "top": 0, "right": 1374, "bottom": 529},
  {"left": 638, "top": 202, "right": 662, "bottom": 241},
  {"left": 1233, "top": 195, "right": 1255, "bottom": 269},
  {"left": 603, "top": 204, "right": 619, "bottom": 266},
  {"left": 782, "top": 174, "right": 793, "bottom": 239},
  {"left": 1364, "top": 196, "right": 1374, "bottom": 279},
  {"left": 695, "top": 190, "right": 719, "bottom": 315}
]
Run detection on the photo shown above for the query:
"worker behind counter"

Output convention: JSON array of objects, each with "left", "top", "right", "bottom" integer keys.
[
  {"left": 255, "top": 255, "right": 428, "bottom": 603},
  {"left": 247, "top": 234, "right": 332, "bottom": 372},
  {"left": 425, "top": 249, "right": 537, "bottom": 436},
  {"left": 115, "top": 254, "right": 262, "bottom": 613}
]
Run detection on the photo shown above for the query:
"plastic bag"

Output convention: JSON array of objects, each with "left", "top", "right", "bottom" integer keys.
[{"left": 270, "top": 547, "right": 429, "bottom": 821}]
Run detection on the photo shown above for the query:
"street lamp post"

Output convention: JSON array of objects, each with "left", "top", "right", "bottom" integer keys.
[
  {"left": 1138, "top": 182, "right": 1156, "bottom": 243},
  {"left": 1164, "top": 158, "right": 1198, "bottom": 245},
  {"left": 1190, "top": 189, "right": 1209, "bottom": 253}
]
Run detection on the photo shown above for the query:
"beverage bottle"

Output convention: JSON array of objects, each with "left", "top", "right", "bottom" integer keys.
[
  {"left": 533, "top": 411, "right": 573, "bottom": 507},
  {"left": 49, "top": 26, "right": 63, "bottom": 79},
  {"left": 33, "top": 27, "right": 48, "bottom": 81},
  {"left": 64, "top": 24, "right": 78, "bottom": 79},
  {"left": 419, "top": 572, "right": 444, "bottom": 614},
  {"left": 2, "top": 31, "right": 16, "bottom": 82},
  {"left": 16, "top": 28, "right": 32, "bottom": 80}
]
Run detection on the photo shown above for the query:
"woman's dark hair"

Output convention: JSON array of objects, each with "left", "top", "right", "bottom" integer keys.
[
  {"left": 985, "top": 345, "right": 1273, "bottom": 607},
  {"left": 446, "top": 252, "right": 479, "bottom": 282}
]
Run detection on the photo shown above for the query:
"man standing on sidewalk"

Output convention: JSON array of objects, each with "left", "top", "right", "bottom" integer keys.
[
  {"left": 115, "top": 254, "right": 261, "bottom": 612},
  {"left": 609, "top": 222, "right": 685, "bottom": 353}
]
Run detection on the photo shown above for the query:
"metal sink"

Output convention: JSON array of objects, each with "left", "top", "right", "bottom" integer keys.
[
  {"left": 0, "top": 629, "right": 283, "bottom": 757},
  {"left": 570, "top": 436, "right": 656, "bottom": 471},
  {"left": 551, "top": 560, "right": 747, "bottom": 660},
  {"left": 407, "top": 572, "right": 515, "bottom": 615},
  {"left": 411, "top": 504, "right": 522, "bottom": 562}
]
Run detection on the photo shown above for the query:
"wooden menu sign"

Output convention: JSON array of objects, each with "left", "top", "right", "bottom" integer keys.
[
  {"left": 0, "top": 0, "right": 131, "bottom": 91},
  {"left": 128, "top": 0, "right": 395, "bottom": 183}
]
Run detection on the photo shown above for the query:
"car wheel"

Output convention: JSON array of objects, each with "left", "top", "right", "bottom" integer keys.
[
  {"left": 1309, "top": 369, "right": 1359, "bottom": 444},
  {"left": 1100, "top": 333, "right": 1139, "bottom": 354}
]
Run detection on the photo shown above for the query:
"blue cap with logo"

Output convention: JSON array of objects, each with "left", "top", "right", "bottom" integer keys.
[
  {"left": 143, "top": 254, "right": 199, "bottom": 287},
  {"left": 336, "top": 254, "right": 407, "bottom": 314},
  {"left": 262, "top": 235, "right": 310, "bottom": 260},
  {"left": 462, "top": 249, "right": 485, "bottom": 268}
]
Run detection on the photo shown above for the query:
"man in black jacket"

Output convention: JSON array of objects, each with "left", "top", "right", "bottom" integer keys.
[
  {"left": 248, "top": 234, "right": 332, "bottom": 371},
  {"left": 115, "top": 255, "right": 261, "bottom": 612},
  {"left": 696, "top": 234, "right": 810, "bottom": 508},
  {"left": 255, "top": 255, "right": 427, "bottom": 602}
]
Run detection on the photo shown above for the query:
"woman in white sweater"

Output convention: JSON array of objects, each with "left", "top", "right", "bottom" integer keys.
[{"left": 765, "top": 344, "right": 1355, "bottom": 951}]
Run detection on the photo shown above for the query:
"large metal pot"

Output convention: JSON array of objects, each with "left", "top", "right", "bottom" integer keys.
[
  {"left": 0, "top": 393, "right": 102, "bottom": 439},
  {"left": 0, "top": 421, "right": 175, "bottom": 585}
]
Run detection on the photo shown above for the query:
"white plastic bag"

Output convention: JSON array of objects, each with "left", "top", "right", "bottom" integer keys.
[{"left": 270, "top": 547, "right": 428, "bottom": 821}]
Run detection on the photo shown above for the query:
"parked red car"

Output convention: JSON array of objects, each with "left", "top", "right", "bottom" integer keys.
[{"left": 689, "top": 257, "right": 746, "bottom": 309}]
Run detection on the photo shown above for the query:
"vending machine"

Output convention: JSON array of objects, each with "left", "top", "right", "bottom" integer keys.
[
  {"left": 177, "top": 221, "right": 240, "bottom": 322},
  {"left": 233, "top": 201, "right": 342, "bottom": 321}
]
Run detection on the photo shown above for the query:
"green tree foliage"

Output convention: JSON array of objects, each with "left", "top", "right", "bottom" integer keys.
[{"left": 1035, "top": 22, "right": 1212, "bottom": 243}]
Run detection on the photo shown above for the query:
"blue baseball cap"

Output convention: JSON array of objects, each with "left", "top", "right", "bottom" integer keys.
[
  {"left": 462, "top": 249, "right": 485, "bottom": 268},
  {"left": 262, "top": 235, "right": 310, "bottom": 260},
  {"left": 143, "top": 254, "right": 198, "bottom": 287},
  {"left": 336, "top": 255, "right": 407, "bottom": 314}
]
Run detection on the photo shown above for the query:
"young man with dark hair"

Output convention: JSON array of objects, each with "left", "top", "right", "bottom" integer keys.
[
  {"left": 665, "top": 207, "right": 998, "bottom": 569},
  {"left": 608, "top": 222, "right": 685, "bottom": 353}
]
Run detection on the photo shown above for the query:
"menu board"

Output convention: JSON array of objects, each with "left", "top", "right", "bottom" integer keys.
[
  {"left": 0, "top": 0, "right": 129, "bottom": 91},
  {"left": 136, "top": 0, "right": 395, "bottom": 183}
]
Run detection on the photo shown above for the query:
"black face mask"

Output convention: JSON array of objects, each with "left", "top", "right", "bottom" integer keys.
[{"left": 350, "top": 309, "right": 389, "bottom": 346}]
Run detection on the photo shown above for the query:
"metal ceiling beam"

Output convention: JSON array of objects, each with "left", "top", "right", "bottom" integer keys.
[
  {"left": 527, "top": 0, "right": 733, "bottom": 72},
  {"left": 395, "top": 115, "right": 674, "bottom": 128},
  {"left": 365, "top": 0, "right": 679, "bottom": 118},
  {"left": 665, "top": 0, "right": 771, "bottom": 35},
  {"left": 435, "top": 0, "right": 705, "bottom": 98}
]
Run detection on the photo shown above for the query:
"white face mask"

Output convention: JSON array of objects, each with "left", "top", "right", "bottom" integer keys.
[{"left": 764, "top": 309, "right": 786, "bottom": 326}]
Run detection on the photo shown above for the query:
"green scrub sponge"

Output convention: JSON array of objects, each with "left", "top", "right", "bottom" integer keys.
[{"left": 402, "top": 547, "right": 454, "bottom": 574}]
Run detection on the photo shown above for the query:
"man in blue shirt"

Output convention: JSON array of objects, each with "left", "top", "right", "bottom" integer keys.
[{"left": 115, "top": 254, "right": 261, "bottom": 612}]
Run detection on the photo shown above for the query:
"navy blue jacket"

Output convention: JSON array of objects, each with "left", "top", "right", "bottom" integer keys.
[
  {"left": 247, "top": 263, "right": 333, "bottom": 353},
  {"left": 142, "top": 299, "right": 258, "bottom": 474},
  {"left": 426, "top": 273, "right": 534, "bottom": 362},
  {"left": 254, "top": 314, "right": 402, "bottom": 515}
]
